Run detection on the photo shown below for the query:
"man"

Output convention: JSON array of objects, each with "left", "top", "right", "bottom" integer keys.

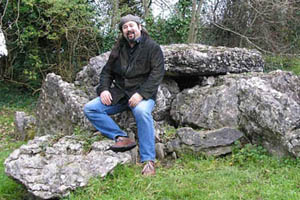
[{"left": 84, "top": 14, "right": 165, "bottom": 176}]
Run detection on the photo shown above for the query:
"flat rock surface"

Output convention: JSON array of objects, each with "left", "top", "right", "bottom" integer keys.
[{"left": 5, "top": 135, "right": 131, "bottom": 199}]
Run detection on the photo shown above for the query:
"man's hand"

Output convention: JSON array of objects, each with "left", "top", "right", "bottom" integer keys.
[
  {"left": 100, "top": 90, "right": 112, "bottom": 105},
  {"left": 128, "top": 92, "right": 143, "bottom": 107}
]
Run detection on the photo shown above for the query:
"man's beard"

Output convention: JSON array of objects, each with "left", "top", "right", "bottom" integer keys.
[{"left": 126, "top": 31, "right": 136, "bottom": 44}]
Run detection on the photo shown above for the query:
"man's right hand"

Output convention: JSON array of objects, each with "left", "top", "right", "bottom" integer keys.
[{"left": 100, "top": 90, "right": 112, "bottom": 105}]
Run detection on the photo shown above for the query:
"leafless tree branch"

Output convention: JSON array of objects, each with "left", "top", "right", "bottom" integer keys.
[{"left": 0, "top": 0, "right": 9, "bottom": 27}]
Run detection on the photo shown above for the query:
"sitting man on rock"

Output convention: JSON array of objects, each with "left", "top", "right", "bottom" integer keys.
[{"left": 84, "top": 14, "right": 165, "bottom": 176}]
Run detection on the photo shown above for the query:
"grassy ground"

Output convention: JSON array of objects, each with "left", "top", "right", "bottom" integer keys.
[
  {"left": 64, "top": 152, "right": 300, "bottom": 200},
  {"left": 0, "top": 81, "right": 38, "bottom": 200},
  {"left": 0, "top": 79, "right": 300, "bottom": 200}
]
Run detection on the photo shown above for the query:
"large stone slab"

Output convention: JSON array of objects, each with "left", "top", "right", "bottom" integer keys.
[
  {"left": 74, "top": 44, "right": 264, "bottom": 93},
  {"left": 166, "top": 127, "right": 244, "bottom": 156},
  {"left": 162, "top": 44, "right": 264, "bottom": 76},
  {"left": 4, "top": 135, "right": 131, "bottom": 199}
]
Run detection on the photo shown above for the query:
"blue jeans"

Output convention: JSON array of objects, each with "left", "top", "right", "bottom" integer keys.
[{"left": 83, "top": 97, "right": 156, "bottom": 162}]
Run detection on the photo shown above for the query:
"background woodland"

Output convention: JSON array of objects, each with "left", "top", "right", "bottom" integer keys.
[{"left": 1, "top": 0, "right": 300, "bottom": 91}]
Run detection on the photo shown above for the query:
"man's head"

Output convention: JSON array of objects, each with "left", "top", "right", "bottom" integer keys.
[{"left": 119, "top": 14, "right": 142, "bottom": 44}]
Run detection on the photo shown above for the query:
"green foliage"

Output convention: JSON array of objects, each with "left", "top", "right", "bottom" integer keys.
[
  {"left": 1, "top": 0, "right": 102, "bottom": 89},
  {"left": 150, "top": 16, "right": 190, "bottom": 45},
  {"left": 229, "top": 141, "right": 269, "bottom": 167},
  {"left": 99, "top": 29, "right": 119, "bottom": 53},
  {"left": 146, "top": 0, "right": 192, "bottom": 45}
]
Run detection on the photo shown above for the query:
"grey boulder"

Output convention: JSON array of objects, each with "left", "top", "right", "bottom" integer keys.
[
  {"left": 171, "top": 70, "right": 300, "bottom": 157},
  {"left": 4, "top": 135, "right": 131, "bottom": 199}
]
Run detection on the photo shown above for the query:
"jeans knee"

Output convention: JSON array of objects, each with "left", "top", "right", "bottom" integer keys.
[
  {"left": 83, "top": 101, "right": 107, "bottom": 117},
  {"left": 83, "top": 101, "right": 98, "bottom": 115},
  {"left": 133, "top": 106, "right": 151, "bottom": 119}
]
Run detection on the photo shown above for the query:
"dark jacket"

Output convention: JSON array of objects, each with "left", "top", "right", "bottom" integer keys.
[{"left": 96, "top": 34, "right": 165, "bottom": 105}]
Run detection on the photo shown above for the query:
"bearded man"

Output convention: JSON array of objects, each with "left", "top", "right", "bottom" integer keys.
[{"left": 84, "top": 14, "right": 165, "bottom": 176}]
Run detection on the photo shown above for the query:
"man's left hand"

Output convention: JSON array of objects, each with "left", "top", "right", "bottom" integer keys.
[{"left": 128, "top": 93, "right": 143, "bottom": 107}]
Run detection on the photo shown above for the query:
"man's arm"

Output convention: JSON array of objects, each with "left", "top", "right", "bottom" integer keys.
[
  {"left": 96, "top": 62, "right": 115, "bottom": 105},
  {"left": 96, "top": 63, "right": 114, "bottom": 96}
]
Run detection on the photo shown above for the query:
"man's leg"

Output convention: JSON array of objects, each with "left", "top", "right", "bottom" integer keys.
[
  {"left": 83, "top": 97, "right": 128, "bottom": 140},
  {"left": 131, "top": 99, "right": 156, "bottom": 163}
]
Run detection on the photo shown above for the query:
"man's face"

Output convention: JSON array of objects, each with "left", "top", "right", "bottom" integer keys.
[{"left": 122, "top": 21, "right": 142, "bottom": 43}]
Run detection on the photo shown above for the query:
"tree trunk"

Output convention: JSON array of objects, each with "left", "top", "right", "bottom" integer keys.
[
  {"left": 110, "top": 0, "right": 120, "bottom": 30},
  {"left": 194, "top": 0, "right": 203, "bottom": 42},
  {"left": 142, "top": 0, "right": 152, "bottom": 18},
  {"left": 188, "top": 0, "right": 204, "bottom": 43}
]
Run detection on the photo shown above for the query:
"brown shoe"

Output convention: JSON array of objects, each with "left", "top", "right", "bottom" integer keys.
[
  {"left": 109, "top": 137, "right": 136, "bottom": 152},
  {"left": 141, "top": 161, "right": 155, "bottom": 176}
]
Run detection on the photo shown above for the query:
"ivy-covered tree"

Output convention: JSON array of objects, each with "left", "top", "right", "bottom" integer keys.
[
  {"left": 146, "top": 0, "right": 197, "bottom": 44},
  {"left": 0, "top": 0, "right": 102, "bottom": 90}
]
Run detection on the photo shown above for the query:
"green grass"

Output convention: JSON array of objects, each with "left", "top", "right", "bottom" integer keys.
[
  {"left": 264, "top": 55, "right": 300, "bottom": 75},
  {"left": 0, "top": 79, "right": 300, "bottom": 200},
  {"left": 0, "top": 80, "right": 38, "bottom": 147},
  {"left": 64, "top": 153, "right": 300, "bottom": 200},
  {"left": 0, "top": 142, "right": 27, "bottom": 200},
  {"left": 0, "top": 81, "right": 37, "bottom": 200}
]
